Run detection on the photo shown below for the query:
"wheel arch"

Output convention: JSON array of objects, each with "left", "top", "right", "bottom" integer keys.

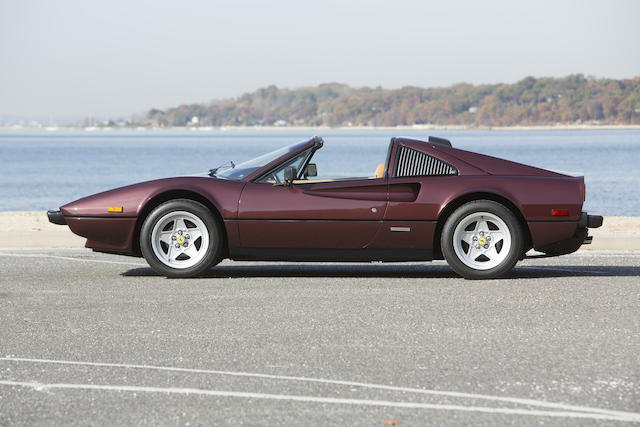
[
  {"left": 133, "top": 189, "right": 228, "bottom": 257},
  {"left": 433, "top": 191, "right": 532, "bottom": 259}
]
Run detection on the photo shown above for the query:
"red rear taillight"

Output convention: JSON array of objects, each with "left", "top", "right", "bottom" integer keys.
[{"left": 552, "top": 209, "right": 568, "bottom": 216}]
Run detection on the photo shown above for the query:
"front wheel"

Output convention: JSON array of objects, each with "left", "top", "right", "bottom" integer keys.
[
  {"left": 140, "top": 199, "right": 223, "bottom": 278},
  {"left": 441, "top": 200, "right": 523, "bottom": 279}
]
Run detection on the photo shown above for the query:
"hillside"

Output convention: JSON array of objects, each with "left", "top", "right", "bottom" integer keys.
[{"left": 138, "top": 75, "right": 640, "bottom": 127}]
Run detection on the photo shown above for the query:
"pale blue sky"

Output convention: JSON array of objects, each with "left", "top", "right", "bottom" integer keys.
[{"left": 1, "top": 0, "right": 638, "bottom": 121}]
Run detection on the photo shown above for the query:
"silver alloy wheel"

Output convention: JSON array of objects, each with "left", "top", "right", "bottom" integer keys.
[
  {"left": 452, "top": 211, "right": 512, "bottom": 270},
  {"left": 151, "top": 211, "right": 209, "bottom": 269}
]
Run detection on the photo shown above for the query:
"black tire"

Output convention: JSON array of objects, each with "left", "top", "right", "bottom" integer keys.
[
  {"left": 441, "top": 200, "right": 523, "bottom": 280},
  {"left": 140, "top": 199, "right": 223, "bottom": 278}
]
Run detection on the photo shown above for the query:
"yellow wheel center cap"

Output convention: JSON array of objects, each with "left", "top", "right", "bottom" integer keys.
[
  {"left": 177, "top": 236, "right": 185, "bottom": 244},
  {"left": 478, "top": 237, "right": 487, "bottom": 245}
]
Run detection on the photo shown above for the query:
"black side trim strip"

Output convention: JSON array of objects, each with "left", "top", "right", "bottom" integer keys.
[
  {"left": 527, "top": 219, "right": 579, "bottom": 223},
  {"left": 227, "top": 218, "right": 437, "bottom": 223},
  {"left": 66, "top": 215, "right": 138, "bottom": 219},
  {"left": 229, "top": 247, "right": 433, "bottom": 262}
]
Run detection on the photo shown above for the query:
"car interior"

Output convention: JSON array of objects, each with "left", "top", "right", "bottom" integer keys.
[{"left": 258, "top": 144, "right": 389, "bottom": 185}]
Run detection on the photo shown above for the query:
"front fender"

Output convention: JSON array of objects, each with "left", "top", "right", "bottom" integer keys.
[{"left": 59, "top": 177, "right": 245, "bottom": 253}]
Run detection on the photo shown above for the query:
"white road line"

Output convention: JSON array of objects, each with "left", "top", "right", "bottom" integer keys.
[
  {"left": 0, "top": 253, "right": 146, "bottom": 267},
  {"left": 0, "top": 380, "right": 636, "bottom": 422},
  {"left": 1, "top": 357, "right": 637, "bottom": 420},
  {"left": 519, "top": 265, "right": 608, "bottom": 275}
]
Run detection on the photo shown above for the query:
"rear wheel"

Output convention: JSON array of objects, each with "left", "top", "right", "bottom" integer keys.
[
  {"left": 441, "top": 200, "right": 523, "bottom": 279},
  {"left": 140, "top": 199, "right": 223, "bottom": 278}
]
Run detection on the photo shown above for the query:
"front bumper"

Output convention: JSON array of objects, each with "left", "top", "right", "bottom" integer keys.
[
  {"left": 47, "top": 209, "right": 136, "bottom": 253},
  {"left": 47, "top": 210, "right": 67, "bottom": 225}
]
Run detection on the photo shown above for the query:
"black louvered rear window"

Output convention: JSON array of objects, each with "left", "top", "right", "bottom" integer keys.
[{"left": 394, "top": 146, "right": 458, "bottom": 177}]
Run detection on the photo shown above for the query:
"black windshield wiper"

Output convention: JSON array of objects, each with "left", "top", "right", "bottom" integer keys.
[{"left": 209, "top": 160, "right": 235, "bottom": 177}]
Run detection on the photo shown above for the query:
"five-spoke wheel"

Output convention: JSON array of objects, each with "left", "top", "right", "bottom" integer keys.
[
  {"left": 441, "top": 200, "right": 523, "bottom": 279},
  {"left": 151, "top": 211, "right": 209, "bottom": 269},
  {"left": 140, "top": 199, "right": 223, "bottom": 278}
]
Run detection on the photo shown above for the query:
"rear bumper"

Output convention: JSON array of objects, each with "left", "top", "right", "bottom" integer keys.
[
  {"left": 578, "top": 212, "right": 603, "bottom": 229},
  {"left": 536, "top": 211, "right": 603, "bottom": 255},
  {"left": 47, "top": 210, "right": 67, "bottom": 225},
  {"left": 579, "top": 212, "right": 603, "bottom": 246}
]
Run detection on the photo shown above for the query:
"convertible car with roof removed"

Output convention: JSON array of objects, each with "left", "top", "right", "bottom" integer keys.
[{"left": 48, "top": 136, "right": 602, "bottom": 279}]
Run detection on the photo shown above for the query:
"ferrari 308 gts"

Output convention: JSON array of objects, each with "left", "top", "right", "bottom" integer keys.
[{"left": 48, "top": 136, "right": 602, "bottom": 279}]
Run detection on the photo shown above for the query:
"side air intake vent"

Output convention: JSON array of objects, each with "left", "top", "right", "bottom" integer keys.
[{"left": 394, "top": 146, "right": 458, "bottom": 177}]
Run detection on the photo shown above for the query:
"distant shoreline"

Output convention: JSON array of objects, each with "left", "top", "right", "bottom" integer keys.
[{"left": 2, "top": 124, "right": 640, "bottom": 132}]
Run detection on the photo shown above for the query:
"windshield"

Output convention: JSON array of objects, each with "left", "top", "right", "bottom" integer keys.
[{"left": 217, "top": 141, "right": 307, "bottom": 181}]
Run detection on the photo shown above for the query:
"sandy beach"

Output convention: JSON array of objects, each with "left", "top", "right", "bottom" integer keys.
[{"left": 3, "top": 211, "right": 638, "bottom": 251}]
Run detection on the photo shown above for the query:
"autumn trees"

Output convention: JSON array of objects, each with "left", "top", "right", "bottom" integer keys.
[{"left": 141, "top": 75, "right": 640, "bottom": 127}]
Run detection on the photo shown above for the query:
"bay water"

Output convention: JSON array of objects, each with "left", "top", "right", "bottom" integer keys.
[{"left": 0, "top": 129, "right": 638, "bottom": 216}]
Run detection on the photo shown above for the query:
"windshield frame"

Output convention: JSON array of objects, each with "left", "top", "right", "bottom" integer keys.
[
  {"left": 254, "top": 147, "right": 316, "bottom": 184},
  {"left": 215, "top": 137, "right": 322, "bottom": 182}
]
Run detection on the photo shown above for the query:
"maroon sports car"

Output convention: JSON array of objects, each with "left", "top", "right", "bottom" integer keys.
[{"left": 48, "top": 136, "right": 602, "bottom": 279}]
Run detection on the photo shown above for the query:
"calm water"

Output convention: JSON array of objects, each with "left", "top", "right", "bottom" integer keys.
[{"left": 0, "top": 129, "right": 638, "bottom": 215}]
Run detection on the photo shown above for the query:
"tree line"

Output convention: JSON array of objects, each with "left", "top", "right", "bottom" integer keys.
[{"left": 138, "top": 75, "right": 640, "bottom": 127}]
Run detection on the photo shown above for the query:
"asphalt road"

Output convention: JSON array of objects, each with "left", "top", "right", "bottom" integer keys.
[{"left": 0, "top": 249, "right": 639, "bottom": 426}]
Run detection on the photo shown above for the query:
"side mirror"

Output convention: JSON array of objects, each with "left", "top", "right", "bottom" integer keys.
[
  {"left": 283, "top": 166, "right": 296, "bottom": 185},
  {"left": 304, "top": 163, "right": 317, "bottom": 178}
]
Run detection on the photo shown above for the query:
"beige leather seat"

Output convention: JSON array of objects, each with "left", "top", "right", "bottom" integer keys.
[
  {"left": 374, "top": 163, "right": 385, "bottom": 178},
  {"left": 291, "top": 163, "right": 386, "bottom": 183}
]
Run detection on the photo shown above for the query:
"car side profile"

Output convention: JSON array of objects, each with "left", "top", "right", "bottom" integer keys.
[{"left": 48, "top": 136, "right": 602, "bottom": 279}]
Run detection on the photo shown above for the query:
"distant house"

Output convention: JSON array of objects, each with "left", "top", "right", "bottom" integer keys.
[{"left": 274, "top": 119, "right": 288, "bottom": 127}]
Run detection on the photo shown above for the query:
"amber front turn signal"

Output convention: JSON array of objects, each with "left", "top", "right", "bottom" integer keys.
[{"left": 108, "top": 206, "right": 123, "bottom": 213}]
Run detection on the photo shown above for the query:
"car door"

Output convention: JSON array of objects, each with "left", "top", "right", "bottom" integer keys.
[
  {"left": 237, "top": 178, "right": 388, "bottom": 248},
  {"left": 369, "top": 140, "right": 468, "bottom": 250}
]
